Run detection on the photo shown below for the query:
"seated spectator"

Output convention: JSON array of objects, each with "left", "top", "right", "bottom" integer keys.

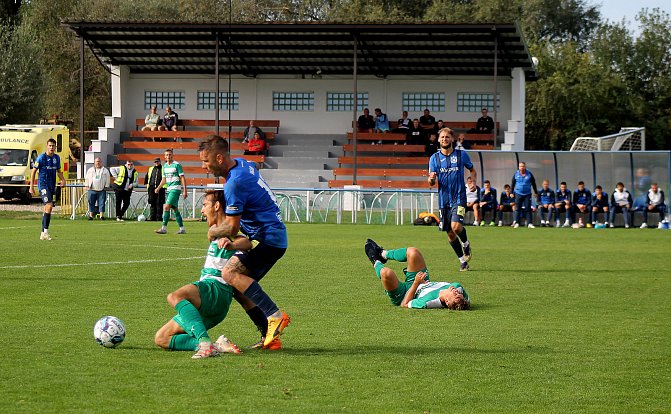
[
  {"left": 590, "top": 185, "right": 610, "bottom": 226},
  {"left": 357, "top": 108, "right": 374, "bottom": 132},
  {"left": 424, "top": 133, "right": 438, "bottom": 155},
  {"left": 479, "top": 180, "right": 497, "bottom": 226},
  {"left": 394, "top": 111, "right": 411, "bottom": 133},
  {"left": 244, "top": 132, "right": 266, "bottom": 155},
  {"left": 243, "top": 120, "right": 265, "bottom": 143},
  {"left": 454, "top": 133, "right": 469, "bottom": 150},
  {"left": 433, "top": 119, "right": 445, "bottom": 134},
  {"left": 419, "top": 108, "right": 435, "bottom": 129},
  {"left": 407, "top": 119, "right": 426, "bottom": 145},
  {"left": 468, "top": 108, "right": 495, "bottom": 134},
  {"left": 554, "top": 181, "right": 572, "bottom": 227},
  {"left": 640, "top": 182, "right": 667, "bottom": 228},
  {"left": 537, "top": 179, "right": 555, "bottom": 227},
  {"left": 374, "top": 108, "right": 390, "bottom": 133},
  {"left": 573, "top": 181, "right": 592, "bottom": 227},
  {"left": 609, "top": 182, "right": 632, "bottom": 228},
  {"left": 497, "top": 184, "right": 516, "bottom": 226},
  {"left": 159, "top": 106, "right": 179, "bottom": 138},
  {"left": 465, "top": 177, "right": 481, "bottom": 226},
  {"left": 142, "top": 106, "right": 161, "bottom": 132}
]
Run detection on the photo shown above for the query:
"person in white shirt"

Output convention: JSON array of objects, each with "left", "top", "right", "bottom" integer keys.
[
  {"left": 465, "top": 176, "right": 481, "bottom": 226},
  {"left": 84, "top": 157, "right": 111, "bottom": 220},
  {"left": 609, "top": 182, "right": 632, "bottom": 228},
  {"left": 641, "top": 183, "right": 667, "bottom": 229}
]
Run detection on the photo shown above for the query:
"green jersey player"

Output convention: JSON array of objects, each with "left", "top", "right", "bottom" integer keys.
[
  {"left": 154, "top": 190, "right": 252, "bottom": 358},
  {"left": 364, "top": 239, "right": 470, "bottom": 310},
  {"left": 155, "top": 148, "right": 187, "bottom": 234}
]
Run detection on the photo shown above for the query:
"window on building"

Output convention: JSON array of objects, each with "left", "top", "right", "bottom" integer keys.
[
  {"left": 144, "top": 91, "right": 185, "bottom": 110},
  {"left": 197, "top": 91, "right": 240, "bottom": 110},
  {"left": 272, "top": 92, "right": 314, "bottom": 111},
  {"left": 326, "top": 92, "right": 368, "bottom": 111},
  {"left": 402, "top": 92, "right": 445, "bottom": 112},
  {"left": 457, "top": 93, "right": 501, "bottom": 112}
]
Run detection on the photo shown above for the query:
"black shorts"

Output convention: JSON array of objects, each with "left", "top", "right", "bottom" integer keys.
[
  {"left": 39, "top": 187, "right": 56, "bottom": 205},
  {"left": 439, "top": 204, "right": 465, "bottom": 230},
  {"left": 234, "top": 242, "right": 286, "bottom": 281}
]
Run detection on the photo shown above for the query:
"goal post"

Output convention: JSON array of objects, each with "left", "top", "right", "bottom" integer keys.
[{"left": 570, "top": 128, "right": 645, "bottom": 151}]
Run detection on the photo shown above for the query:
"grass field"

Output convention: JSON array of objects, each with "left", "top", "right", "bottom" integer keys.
[{"left": 0, "top": 214, "right": 669, "bottom": 413}]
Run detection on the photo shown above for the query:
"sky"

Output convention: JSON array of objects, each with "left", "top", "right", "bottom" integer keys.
[{"left": 598, "top": 0, "right": 669, "bottom": 33}]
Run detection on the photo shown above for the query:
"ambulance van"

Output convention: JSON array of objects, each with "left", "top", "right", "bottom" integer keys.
[{"left": 0, "top": 125, "right": 71, "bottom": 203}]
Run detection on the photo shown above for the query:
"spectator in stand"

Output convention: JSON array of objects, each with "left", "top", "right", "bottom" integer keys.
[
  {"left": 537, "top": 179, "right": 555, "bottom": 227},
  {"left": 641, "top": 183, "right": 667, "bottom": 228},
  {"left": 511, "top": 162, "right": 538, "bottom": 228},
  {"left": 243, "top": 120, "right": 265, "bottom": 143},
  {"left": 142, "top": 106, "right": 161, "bottom": 132},
  {"left": 609, "top": 182, "right": 632, "bottom": 228},
  {"left": 420, "top": 108, "right": 436, "bottom": 130},
  {"left": 433, "top": 120, "right": 445, "bottom": 136},
  {"left": 84, "top": 157, "right": 111, "bottom": 220},
  {"left": 394, "top": 111, "right": 411, "bottom": 133},
  {"left": 497, "top": 184, "right": 516, "bottom": 226},
  {"left": 408, "top": 119, "right": 425, "bottom": 145},
  {"left": 374, "top": 108, "right": 390, "bottom": 133},
  {"left": 465, "top": 177, "right": 481, "bottom": 226},
  {"left": 590, "top": 185, "right": 609, "bottom": 226},
  {"left": 357, "top": 108, "right": 375, "bottom": 132},
  {"left": 454, "top": 133, "right": 469, "bottom": 150},
  {"left": 572, "top": 181, "right": 592, "bottom": 227},
  {"left": 424, "top": 132, "right": 439, "bottom": 155},
  {"left": 160, "top": 106, "right": 179, "bottom": 141},
  {"left": 244, "top": 132, "right": 266, "bottom": 156},
  {"left": 555, "top": 182, "right": 572, "bottom": 227},
  {"left": 479, "top": 180, "right": 497, "bottom": 226},
  {"left": 468, "top": 108, "right": 495, "bottom": 134}
]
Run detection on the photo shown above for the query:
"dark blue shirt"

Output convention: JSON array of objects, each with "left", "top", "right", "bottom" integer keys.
[
  {"left": 428, "top": 149, "right": 473, "bottom": 208},
  {"left": 592, "top": 192, "right": 609, "bottom": 208},
  {"left": 573, "top": 188, "right": 592, "bottom": 206},
  {"left": 538, "top": 188, "right": 555, "bottom": 205},
  {"left": 500, "top": 192, "right": 515, "bottom": 206},
  {"left": 480, "top": 187, "right": 497, "bottom": 208},
  {"left": 33, "top": 153, "right": 61, "bottom": 191},
  {"left": 556, "top": 189, "right": 571, "bottom": 204},
  {"left": 224, "top": 158, "right": 288, "bottom": 248}
]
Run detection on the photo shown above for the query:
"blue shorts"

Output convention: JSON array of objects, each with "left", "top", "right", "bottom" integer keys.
[
  {"left": 439, "top": 204, "right": 465, "bottom": 230},
  {"left": 39, "top": 187, "right": 56, "bottom": 205},
  {"left": 234, "top": 242, "right": 286, "bottom": 281}
]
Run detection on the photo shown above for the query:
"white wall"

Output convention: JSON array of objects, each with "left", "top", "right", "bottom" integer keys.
[{"left": 124, "top": 74, "right": 513, "bottom": 135}]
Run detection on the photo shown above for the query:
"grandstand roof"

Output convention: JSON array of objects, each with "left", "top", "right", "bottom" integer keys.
[{"left": 63, "top": 22, "right": 536, "bottom": 80}]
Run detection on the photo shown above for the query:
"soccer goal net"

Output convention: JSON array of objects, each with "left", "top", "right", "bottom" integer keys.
[{"left": 570, "top": 127, "right": 645, "bottom": 151}]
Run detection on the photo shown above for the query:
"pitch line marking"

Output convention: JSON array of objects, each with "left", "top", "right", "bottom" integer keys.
[{"left": 0, "top": 256, "right": 204, "bottom": 270}]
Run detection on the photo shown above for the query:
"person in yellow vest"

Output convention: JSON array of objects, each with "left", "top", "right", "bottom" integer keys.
[
  {"left": 144, "top": 157, "right": 165, "bottom": 221},
  {"left": 110, "top": 160, "right": 138, "bottom": 221}
]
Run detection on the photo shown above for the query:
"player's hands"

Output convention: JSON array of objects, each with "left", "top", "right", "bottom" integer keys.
[
  {"left": 428, "top": 172, "right": 437, "bottom": 185},
  {"left": 182, "top": 191, "right": 187, "bottom": 199},
  {"left": 414, "top": 271, "right": 428, "bottom": 285},
  {"left": 217, "top": 237, "right": 233, "bottom": 250},
  {"left": 58, "top": 180, "right": 65, "bottom": 187}
]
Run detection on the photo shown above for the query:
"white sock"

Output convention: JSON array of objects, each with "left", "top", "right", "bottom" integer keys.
[{"left": 381, "top": 250, "right": 388, "bottom": 260}]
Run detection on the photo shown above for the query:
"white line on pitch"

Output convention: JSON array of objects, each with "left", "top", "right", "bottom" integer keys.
[{"left": 0, "top": 256, "right": 204, "bottom": 270}]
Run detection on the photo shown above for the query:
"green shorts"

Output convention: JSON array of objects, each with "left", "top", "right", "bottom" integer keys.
[
  {"left": 173, "top": 278, "right": 233, "bottom": 331},
  {"left": 165, "top": 190, "right": 181, "bottom": 207},
  {"left": 385, "top": 267, "right": 430, "bottom": 306}
]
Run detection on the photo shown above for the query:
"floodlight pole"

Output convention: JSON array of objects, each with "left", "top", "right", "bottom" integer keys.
[
  {"left": 215, "top": 31, "right": 220, "bottom": 136},
  {"left": 352, "top": 35, "right": 358, "bottom": 185},
  {"left": 493, "top": 31, "right": 498, "bottom": 150},
  {"left": 79, "top": 35, "right": 85, "bottom": 179}
]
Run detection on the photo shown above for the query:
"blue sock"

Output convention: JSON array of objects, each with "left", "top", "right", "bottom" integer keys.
[
  {"left": 42, "top": 213, "right": 47, "bottom": 232},
  {"left": 243, "top": 281, "right": 279, "bottom": 318}
]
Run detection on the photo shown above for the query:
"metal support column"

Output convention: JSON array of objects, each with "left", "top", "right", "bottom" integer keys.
[
  {"left": 352, "top": 35, "right": 358, "bottom": 185},
  {"left": 79, "top": 36, "right": 85, "bottom": 179},
  {"left": 215, "top": 31, "right": 220, "bottom": 135}
]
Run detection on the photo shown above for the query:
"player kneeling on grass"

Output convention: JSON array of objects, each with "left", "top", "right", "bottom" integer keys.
[
  {"left": 364, "top": 239, "right": 470, "bottom": 309},
  {"left": 154, "top": 190, "right": 248, "bottom": 359}
]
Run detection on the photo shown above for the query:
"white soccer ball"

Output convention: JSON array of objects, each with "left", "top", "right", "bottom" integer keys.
[
  {"left": 137, "top": 214, "right": 146, "bottom": 222},
  {"left": 571, "top": 223, "right": 580, "bottom": 229},
  {"left": 93, "top": 316, "right": 126, "bottom": 348}
]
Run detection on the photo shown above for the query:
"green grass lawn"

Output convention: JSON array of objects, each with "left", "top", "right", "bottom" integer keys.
[{"left": 0, "top": 215, "right": 669, "bottom": 413}]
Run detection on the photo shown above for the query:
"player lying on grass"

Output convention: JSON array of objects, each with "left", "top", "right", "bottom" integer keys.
[
  {"left": 154, "top": 190, "right": 249, "bottom": 359},
  {"left": 364, "top": 239, "right": 470, "bottom": 309}
]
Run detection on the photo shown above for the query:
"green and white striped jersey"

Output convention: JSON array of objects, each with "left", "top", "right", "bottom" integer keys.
[
  {"left": 407, "top": 282, "right": 469, "bottom": 309},
  {"left": 199, "top": 239, "right": 235, "bottom": 285},
  {"left": 162, "top": 161, "right": 184, "bottom": 192}
]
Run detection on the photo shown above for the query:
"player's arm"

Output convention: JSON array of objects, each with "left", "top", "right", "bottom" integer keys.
[
  {"left": 57, "top": 170, "right": 66, "bottom": 187},
  {"left": 401, "top": 271, "right": 428, "bottom": 308},
  {"left": 155, "top": 177, "right": 166, "bottom": 193},
  {"left": 530, "top": 173, "right": 538, "bottom": 196},
  {"left": 180, "top": 174, "right": 187, "bottom": 198},
  {"left": 468, "top": 166, "right": 477, "bottom": 187},
  {"left": 209, "top": 214, "right": 241, "bottom": 241},
  {"left": 29, "top": 166, "right": 38, "bottom": 196},
  {"left": 428, "top": 156, "right": 437, "bottom": 186}
]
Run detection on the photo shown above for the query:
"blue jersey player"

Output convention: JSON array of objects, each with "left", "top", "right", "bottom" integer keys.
[
  {"left": 536, "top": 179, "right": 555, "bottom": 226},
  {"left": 573, "top": 181, "right": 592, "bottom": 227},
  {"left": 428, "top": 127, "right": 477, "bottom": 271},
  {"left": 591, "top": 185, "right": 609, "bottom": 226},
  {"left": 29, "top": 138, "right": 65, "bottom": 241},
  {"left": 199, "top": 135, "right": 290, "bottom": 350},
  {"left": 555, "top": 182, "right": 572, "bottom": 227}
]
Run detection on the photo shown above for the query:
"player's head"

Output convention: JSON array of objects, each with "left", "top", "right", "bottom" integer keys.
[
  {"left": 504, "top": 184, "right": 511, "bottom": 193},
  {"left": 577, "top": 181, "right": 585, "bottom": 190},
  {"left": 595, "top": 185, "right": 602, "bottom": 194},
  {"left": 439, "top": 286, "right": 470, "bottom": 310},
  {"left": 201, "top": 190, "right": 226, "bottom": 226},
  {"left": 164, "top": 148, "right": 173, "bottom": 163},
  {"left": 560, "top": 181, "right": 567, "bottom": 191},
  {"left": 46, "top": 138, "right": 56, "bottom": 155},
  {"left": 483, "top": 180, "right": 491, "bottom": 190},
  {"left": 199, "top": 135, "right": 232, "bottom": 177},
  {"left": 518, "top": 162, "right": 526, "bottom": 174},
  {"left": 651, "top": 182, "right": 658, "bottom": 192},
  {"left": 542, "top": 179, "right": 549, "bottom": 190},
  {"left": 438, "top": 127, "right": 454, "bottom": 149},
  {"left": 616, "top": 182, "right": 624, "bottom": 191}
]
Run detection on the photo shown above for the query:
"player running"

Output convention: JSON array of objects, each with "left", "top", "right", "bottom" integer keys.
[
  {"left": 198, "top": 135, "right": 290, "bottom": 349},
  {"left": 154, "top": 190, "right": 247, "bottom": 358},
  {"left": 364, "top": 239, "right": 470, "bottom": 310},
  {"left": 30, "top": 138, "right": 65, "bottom": 241},
  {"left": 428, "top": 127, "right": 477, "bottom": 271},
  {"left": 155, "top": 148, "right": 187, "bottom": 234}
]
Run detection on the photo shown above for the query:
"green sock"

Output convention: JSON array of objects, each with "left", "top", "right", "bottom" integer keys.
[
  {"left": 385, "top": 248, "right": 407, "bottom": 262},
  {"left": 175, "top": 209, "right": 183, "bottom": 227},
  {"left": 168, "top": 334, "right": 199, "bottom": 351},
  {"left": 162, "top": 210, "right": 170, "bottom": 226},
  {"left": 175, "top": 299, "right": 210, "bottom": 342},
  {"left": 374, "top": 261, "right": 384, "bottom": 279}
]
